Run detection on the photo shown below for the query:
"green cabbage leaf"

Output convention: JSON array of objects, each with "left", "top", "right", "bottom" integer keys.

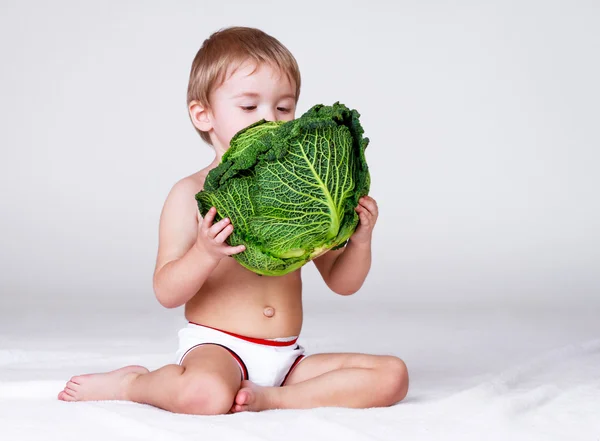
[{"left": 195, "top": 102, "right": 370, "bottom": 276}]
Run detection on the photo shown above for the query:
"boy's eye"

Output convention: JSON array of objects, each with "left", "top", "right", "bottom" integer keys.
[
  {"left": 241, "top": 106, "right": 257, "bottom": 111},
  {"left": 277, "top": 107, "right": 291, "bottom": 113}
]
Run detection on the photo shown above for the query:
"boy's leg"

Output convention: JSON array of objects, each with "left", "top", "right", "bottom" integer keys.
[
  {"left": 232, "top": 353, "right": 408, "bottom": 412},
  {"left": 58, "top": 344, "right": 242, "bottom": 415}
]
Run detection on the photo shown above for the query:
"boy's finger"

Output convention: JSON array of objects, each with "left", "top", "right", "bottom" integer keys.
[
  {"left": 360, "top": 204, "right": 376, "bottom": 218},
  {"left": 356, "top": 204, "right": 370, "bottom": 215},
  {"left": 201, "top": 207, "right": 217, "bottom": 229},
  {"left": 360, "top": 199, "right": 378, "bottom": 215},
  {"left": 213, "top": 223, "right": 233, "bottom": 243},
  {"left": 208, "top": 217, "right": 230, "bottom": 238},
  {"left": 360, "top": 195, "right": 375, "bottom": 204},
  {"left": 225, "top": 244, "right": 246, "bottom": 255}
]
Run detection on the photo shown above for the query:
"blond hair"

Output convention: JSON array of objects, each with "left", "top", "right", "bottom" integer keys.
[{"left": 187, "top": 27, "right": 301, "bottom": 145}]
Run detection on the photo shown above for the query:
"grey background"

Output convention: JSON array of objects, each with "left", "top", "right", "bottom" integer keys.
[{"left": 1, "top": 0, "right": 598, "bottom": 314}]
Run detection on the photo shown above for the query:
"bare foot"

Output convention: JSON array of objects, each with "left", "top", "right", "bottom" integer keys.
[
  {"left": 231, "top": 380, "right": 276, "bottom": 412},
  {"left": 57, "top": 365, "right": 149, "bottom": 402}
]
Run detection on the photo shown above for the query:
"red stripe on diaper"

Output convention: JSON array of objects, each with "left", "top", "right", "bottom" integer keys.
[
  {"left": 180, "top": 343, "right": 248, "bottom": 381},
  {"left": 222, "top": 346, "right": 249, "bottom": 381},
  {"left": 189, "top": 322, "right": 298, "bottom": 347},
  {"left": 280, "top": 354, "right": 306, "bottom": 386}
]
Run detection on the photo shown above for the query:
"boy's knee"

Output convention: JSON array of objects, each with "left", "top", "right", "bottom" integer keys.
[
  {"left": 175, "top": 371, "right": 236, "bottom": 415},
  {"left": 381, "top": 356, "right": 409, "bottom": 403}
]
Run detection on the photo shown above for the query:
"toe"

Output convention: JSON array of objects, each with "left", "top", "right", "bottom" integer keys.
[
  {"left": 67, "top": 381, "right": 79, "bottom": 390},
  {"left": 65, "top": 387, "right": 77, "bottom": 396},
  {"left": 58, "top": 391, "right": 74, "bottom": 401},
  {"left": 235, "top": 390, "right": 248, "bottom": 405}
]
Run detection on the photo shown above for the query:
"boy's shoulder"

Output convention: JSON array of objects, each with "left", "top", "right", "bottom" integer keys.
[
  {"left": 170, "top": 163, "right": 217, "bottom": 196},
  {"left": 161, "top": 166, "right": 215, "bottom": 219}
]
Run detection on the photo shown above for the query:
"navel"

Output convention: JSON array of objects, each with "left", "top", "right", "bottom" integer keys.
[{"left": 263, "top": 306, "right": 275, "bottom": 318}]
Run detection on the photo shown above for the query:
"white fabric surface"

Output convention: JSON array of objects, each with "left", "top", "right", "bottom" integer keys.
[{"left": 0, "top": 305, "right": 598, "bottom": 441}]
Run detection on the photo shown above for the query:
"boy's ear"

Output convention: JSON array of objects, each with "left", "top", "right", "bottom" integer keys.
[{"left": 188, "top": 101, "right": 212, "bottom": 132}]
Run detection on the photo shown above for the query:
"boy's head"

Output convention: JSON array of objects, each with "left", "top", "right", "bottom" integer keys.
[{"left": 187, "top": 27, "right": 301, "bottom": 151}]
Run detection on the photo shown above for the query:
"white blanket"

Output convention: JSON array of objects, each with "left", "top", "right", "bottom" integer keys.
[{"left": 1, "top": 306, "right": 598, "bottom": 440}]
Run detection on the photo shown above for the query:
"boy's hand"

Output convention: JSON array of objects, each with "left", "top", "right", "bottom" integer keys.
[
  {"left": 195, "top": 206, "right": 246, "bottom": 263},
  {"left": 351, "top": 196, "right": 379, "bottom": 244}
]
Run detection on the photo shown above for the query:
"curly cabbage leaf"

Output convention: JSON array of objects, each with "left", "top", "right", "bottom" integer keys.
[{"left": 195, "top": 102, "right": 370, "bottom": 276}]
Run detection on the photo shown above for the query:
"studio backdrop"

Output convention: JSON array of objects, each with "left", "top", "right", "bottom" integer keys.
[{"left": 0, "top": 0, "right": 598, "bottom": 313}]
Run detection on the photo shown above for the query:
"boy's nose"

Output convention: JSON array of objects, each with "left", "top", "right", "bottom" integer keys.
[{"left": 263, "top": 109, "right": 277, "bottom": 122}]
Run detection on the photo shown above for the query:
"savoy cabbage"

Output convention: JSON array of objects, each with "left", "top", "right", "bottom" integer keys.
[{"left": 195, "top": 102, "right": 370, "bottom": 276}]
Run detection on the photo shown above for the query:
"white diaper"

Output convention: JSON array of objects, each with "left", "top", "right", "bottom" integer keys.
[{"left": 175, "top": 322, "right": 307, "bottom": 387}]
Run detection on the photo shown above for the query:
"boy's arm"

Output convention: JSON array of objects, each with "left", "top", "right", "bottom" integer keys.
[
  {"left": 313, "top": 196, "right": 379, "bottom": 296},
  {"left": 152, "top": 179, "right": 244, "bottom": 308}
]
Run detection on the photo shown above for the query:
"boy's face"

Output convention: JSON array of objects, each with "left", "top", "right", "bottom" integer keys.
[{"left": 206, "top": 61, "right": 297, "bottom": 151}]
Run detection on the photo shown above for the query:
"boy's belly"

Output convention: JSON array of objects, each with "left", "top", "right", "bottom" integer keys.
[{"left": 184, "top": 258, "right": 304, "bottom": 339}]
